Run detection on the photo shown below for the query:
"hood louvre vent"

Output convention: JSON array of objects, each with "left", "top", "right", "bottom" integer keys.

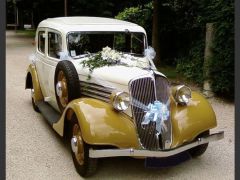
[{"left": 80, "top": 81, "right": 114, "bottom": 102}]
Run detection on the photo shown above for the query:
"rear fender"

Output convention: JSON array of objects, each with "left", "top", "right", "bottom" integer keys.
[{"left": 25, "top": 64, "right": 43, "bottom": 102}]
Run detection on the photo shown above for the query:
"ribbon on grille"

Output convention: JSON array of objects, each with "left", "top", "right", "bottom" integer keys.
[{"left": 141, "top": 100, "right": 169, "bottom": 134}]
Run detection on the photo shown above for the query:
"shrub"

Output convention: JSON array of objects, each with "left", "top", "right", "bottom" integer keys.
[
  {"left": 208, "top": 1, "right": 234, "bottom": 96},
  {"left": 176, "top": 40, "right": 205, "bottom": 84}
]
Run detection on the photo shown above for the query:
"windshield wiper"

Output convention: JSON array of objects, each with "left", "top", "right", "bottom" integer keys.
[
  {"left": 73, "top": 54, "right": 89, "bottom": 59},
  {"left": 73, "top": 51, "right": 93, "bottom": 59}
]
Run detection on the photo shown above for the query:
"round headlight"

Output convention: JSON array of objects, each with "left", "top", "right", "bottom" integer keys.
[
  {"left": 111, "top": 92, "right": 130, "bottom": 111},
  {"left": 173, "top": 85, "right": 191, "bottom": 105}
]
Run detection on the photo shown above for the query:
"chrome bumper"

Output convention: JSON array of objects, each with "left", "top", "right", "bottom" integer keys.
[{"left": 89, "top": 131, "right": 224, "bottom": 158}]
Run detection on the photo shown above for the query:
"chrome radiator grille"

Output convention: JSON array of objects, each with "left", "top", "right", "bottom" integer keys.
[
  {"left": 80, "top": 81, "right": 114, "bottom": 102},
  {"left": 155, "top": 76, "right": 171, "bottom": 149},
  {"left": 129, "top": 77, "right": 159, "bottom": 150},
  {"left": 129, "top": 75, "right": 171, "bottom": 150}
]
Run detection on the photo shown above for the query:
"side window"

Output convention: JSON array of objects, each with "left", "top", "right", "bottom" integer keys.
[
  {"left": 38, "top": 31, "right": 45, "bottom": 53},
  {"left": 48, "top": 32, "right": 62, "bottom": 59}
]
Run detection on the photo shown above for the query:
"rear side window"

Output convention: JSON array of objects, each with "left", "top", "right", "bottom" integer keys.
[
  {"left": 38, "top": 31, "right": 45, "bottom": 53},
  {"left": 48, "top": 32, "right": 62, "bottom": 59}
]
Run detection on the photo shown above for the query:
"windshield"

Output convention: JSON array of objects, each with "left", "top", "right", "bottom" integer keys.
[{"left": 67, "top": 32, "right": 146, "bottom": 58}]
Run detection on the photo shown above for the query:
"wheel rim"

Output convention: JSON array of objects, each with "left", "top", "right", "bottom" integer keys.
[
  {"left": 31, "top": 88, "right": 36, "bottom": 103},
  {"left": 31, "top": 89, "right": 34, "bottom": 98},
  {"left": 56, "top": 71, "right": 68, "bottom": 109},
  {"left": 71, "top": 123, "right": 84, "bottom": 165}
]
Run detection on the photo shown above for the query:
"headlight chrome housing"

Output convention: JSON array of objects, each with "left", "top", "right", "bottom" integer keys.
[
  {"left": 172, "top": 85, "right": 192, "bottom": 105},
  {"left": 110, "top": 92, "right": 130, "bottom": 111}
]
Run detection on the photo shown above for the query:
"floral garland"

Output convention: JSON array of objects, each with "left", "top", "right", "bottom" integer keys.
[{"left": 81, "top": 47, "right": 149, "bottom": 76}]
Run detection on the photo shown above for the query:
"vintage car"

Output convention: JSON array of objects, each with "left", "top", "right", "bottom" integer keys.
[{"left": 25, "top": 17, "right": 224, "bottom": 177}]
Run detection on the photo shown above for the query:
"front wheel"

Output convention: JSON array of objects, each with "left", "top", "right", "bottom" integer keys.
[
  {"left": 188, "top": 130, "right": 209, "bottom": 157},
  {"left": 70, "top": 115, "right": 98, "bottom": 177}
]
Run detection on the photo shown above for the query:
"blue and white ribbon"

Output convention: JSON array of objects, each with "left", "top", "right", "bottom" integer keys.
[
  {"left": 141, "top": 100, "right": 170, "bottom": 134},
  {"left": 28, "top": 53, "right": 36, "bottom": 65}
]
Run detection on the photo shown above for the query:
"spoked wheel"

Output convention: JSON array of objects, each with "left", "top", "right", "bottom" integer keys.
[
  {"left": 70, "top": 116, "right": 98, "bottom": 177},
  {"left": 55, "top": 61, "right": 80, "bottom": 112},
  {"left": 31, "top": 89, "right": 40, "bottom": 112},
  {"left": 189, "top": 130, "right": 209, "bottom": 157},
  {"left": 56, "top": 70, "right": 69, "bottom": 110}
]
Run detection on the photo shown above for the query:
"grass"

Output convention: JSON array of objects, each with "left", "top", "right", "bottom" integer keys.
[
  {"left": 157, "top": 65, "right": 202, "bottom": 91},
  {"left": 157, "top": 66, "right": 178, "bottom": 79},
  {"left": 16, "top": 29, "right": 36, "bottom": 38}
]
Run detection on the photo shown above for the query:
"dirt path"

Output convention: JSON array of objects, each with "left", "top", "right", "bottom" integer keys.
[{"left": 6, "top": 30, "right": 234, "bottom": 180}]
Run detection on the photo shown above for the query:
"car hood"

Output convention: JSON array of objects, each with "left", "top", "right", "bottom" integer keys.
[{"left": 73, "top": 62, "right": 152, "bottom": 86}]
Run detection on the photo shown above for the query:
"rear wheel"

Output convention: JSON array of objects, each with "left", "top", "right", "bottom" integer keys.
[
  {"left": 189, "top": 130, "right": 209, "bottom": 157},
  {"left": 31, "top": 89, "right": 40, "bottom": 112},
  {"left": 70, "top": 115, "right": 97, "bottom": 177}
]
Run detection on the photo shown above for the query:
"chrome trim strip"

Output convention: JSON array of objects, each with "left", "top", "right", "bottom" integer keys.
[{"left": 89, "top": 131, "right": 224, "bottom": 158}]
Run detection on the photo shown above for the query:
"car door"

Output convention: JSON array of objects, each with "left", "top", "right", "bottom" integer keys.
[
  {"left": 44, "top": 29, "right": 64, "bottom": 111},
  {"left": 35, "top": 28, "right": 48, "bottom": 98}
]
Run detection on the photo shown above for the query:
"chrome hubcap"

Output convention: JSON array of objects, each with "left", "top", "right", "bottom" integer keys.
[
  {"left": 71, "top": 124, "right": 84, "bottom": 165},
  {"left": 71, "top": 136, "right": 78, "bottom": 154},
  {"left": 56, "top": 70, "right": 68, "bottom": 110},
  {"left": 56, "top": 81, "right": 63, "bottom": 97}
]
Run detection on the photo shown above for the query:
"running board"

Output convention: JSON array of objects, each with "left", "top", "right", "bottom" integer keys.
[{"left": 36, "top": 101, "right": 61, "bottom": 125}]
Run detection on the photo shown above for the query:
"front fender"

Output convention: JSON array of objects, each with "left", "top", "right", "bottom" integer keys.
[
  {"left": 171, "top": 91, "right": 217, "bottom": 148},
  {"left": 53, "top": 98, "right": 140, "bottom": 149}
]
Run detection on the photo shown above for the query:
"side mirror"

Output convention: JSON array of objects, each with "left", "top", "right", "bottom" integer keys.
[{"left": 144, "top": 46, "right": 156, "bottom": 60}]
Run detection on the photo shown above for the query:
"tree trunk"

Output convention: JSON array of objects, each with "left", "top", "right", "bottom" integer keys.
[
  {"left": 203, "top": 23, "right": 215, "bottom": 97},
  {"left": 64, "top": 0, "right": 67, "bottom": 16},
  {"left": 152, "top": 0, "right": 161, "bottom": 67}
]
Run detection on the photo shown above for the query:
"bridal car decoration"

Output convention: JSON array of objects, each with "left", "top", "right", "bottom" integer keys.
[
  {"left": 142, "top": 101, "right": 170, "bottom": 134},
  {"left": 81, "top": 46, "right": 150, "bottom": 76},
  {"left": 25, "top": 17, "right": 223, "bottom": 177}
]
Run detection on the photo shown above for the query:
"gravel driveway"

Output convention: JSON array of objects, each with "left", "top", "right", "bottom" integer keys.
[{"left": 6, "top": 30, "right": 234, "bottom": 180}]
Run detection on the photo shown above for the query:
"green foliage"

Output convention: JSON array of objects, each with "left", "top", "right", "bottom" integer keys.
[
  {"left": 81, "top": 53, "right": 112, "bottom": 72},
  {"left": 115, "top": 3, "right": 153, "bottom": 27},
  {"left": 16, "top": 30, "right": 36, "bottom": 38},
  {"left": 208, "top": 0, "right": 234, "bottom": 95},
  {"left": 176, "top": 40, "right": 205, "bottom": 84},
  {"left": 158, "top": 66, "right": 178, "bottom": 79},
  {"left": 116, "top": 0, "right": 233, "bottom": 97},
  {"left": 81, "top": 52, "right": 113, "bottom": 79},
  {"left": 115, "top": 3, "right": 153, "bottom": 44},
  {"left": 169, "top": 0, "right": 234, "bottom": 96}
]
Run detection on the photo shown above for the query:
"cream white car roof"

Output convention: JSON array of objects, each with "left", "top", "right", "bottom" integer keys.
[{"left": 38, "top": 17, "right": 146, "bottom": 34}]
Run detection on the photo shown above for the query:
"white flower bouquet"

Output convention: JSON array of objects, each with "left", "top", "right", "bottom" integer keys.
[{"left": 81, "top": 46, "right": 150, "bottom": 75}]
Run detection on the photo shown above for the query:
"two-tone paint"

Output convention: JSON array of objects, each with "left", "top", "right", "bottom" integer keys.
[{"left": 26, "top": 64, "right": 217, "bottom": 149}]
